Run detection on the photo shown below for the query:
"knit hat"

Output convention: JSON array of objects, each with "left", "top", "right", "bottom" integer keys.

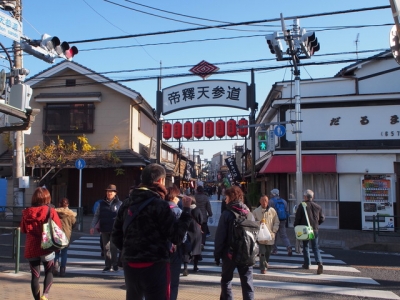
[{"left": 271, "top": 188, "right": 279, "bottom": 196}]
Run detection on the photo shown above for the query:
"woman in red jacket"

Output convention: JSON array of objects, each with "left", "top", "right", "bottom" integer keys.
[{"left": 20, "top": 187, "right": 62, "bottom": 300}]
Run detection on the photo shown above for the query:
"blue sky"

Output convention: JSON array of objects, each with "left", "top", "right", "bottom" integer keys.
[{"left": 0, "top": 0, "right": 394, "bottom": 161}]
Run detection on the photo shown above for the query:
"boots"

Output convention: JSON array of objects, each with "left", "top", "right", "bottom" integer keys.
[
  {"left": 317, "top": 263, "right": 323, "bottom": 275},
  {"left": 60, "top": 266, "right": 66, "bottom": 277},
  {"left": 53, "top": 261, "right": 59, "bottom": 276}
]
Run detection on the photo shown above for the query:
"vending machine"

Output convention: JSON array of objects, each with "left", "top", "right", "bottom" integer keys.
[{"left": 361, "top": 175, "right": 395, "bottom": 231}]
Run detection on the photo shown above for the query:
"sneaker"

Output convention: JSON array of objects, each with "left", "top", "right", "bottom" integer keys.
[
  {"left": 193, "top": 267, "right": 199, "bottom": 272},
  {"left": 113, "top": 265, "right": 119, "bottom": 272},
  {"left": 260, "top": 270, "right": 266, "bottom": 274},
  {"left": 302, "top": 264, "right": 310, "bottom": 270},
  {"left": 317, "top": 264, "right": 323, "bottom": 275},
  {"left": 182, "top": 268, "right": 189, "bottom": 276},
  {"left": 40, "top": 296, "right": 48, "bottom": 300},
  {"left": 102, "top": 267, "right": 111, "bottom": 273},
  {"left": 287, "top": 247, "right": 293, "bottom": 256}
]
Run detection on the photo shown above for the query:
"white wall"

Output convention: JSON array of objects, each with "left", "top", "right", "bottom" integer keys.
[
  {"left": 338, "top": 174, "right": 362, "bottom": 203},
  {"left": 337, "top": 154, "right": 396, "bottom": 174}
]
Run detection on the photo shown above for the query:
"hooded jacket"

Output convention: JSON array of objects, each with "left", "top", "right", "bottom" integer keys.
[
  {"left": 214, "top": 200, "right": 254, "bottom": 261},
  {"left": 111, "top": 186, "right": 191, "bottom": 263},
  {"left": 20, "top": 205, "right": 62, "bottom": 259},
  {"left": 55, "top": 207, "right": 77, "bottom": 241}
]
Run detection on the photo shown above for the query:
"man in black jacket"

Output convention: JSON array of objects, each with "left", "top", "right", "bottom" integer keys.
[
  {"left": 90, "top": 184, "right": 122, "bottom": 272},
  {"left": 111, "top": 163, "right": 192, "bottom": 300},
  {"left": 294, "top": 189, "right": 325, "bottom": 274}
]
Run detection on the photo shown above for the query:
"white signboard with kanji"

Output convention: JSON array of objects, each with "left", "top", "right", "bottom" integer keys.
[{"left": 162, "top": 80, "right": 248, "bottom": 115}]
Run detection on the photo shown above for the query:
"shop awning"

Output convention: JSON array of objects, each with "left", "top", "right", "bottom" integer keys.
[{"left": 260, "top": 155, "right": 336, "bottom": 173}]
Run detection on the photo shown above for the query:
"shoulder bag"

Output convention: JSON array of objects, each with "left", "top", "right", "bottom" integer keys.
[
  {"left": 294, "top": 202, "right": 315, "bottom": 240},
  {"left": 41, "top": 205, "right": 69, "bottom": 251}
]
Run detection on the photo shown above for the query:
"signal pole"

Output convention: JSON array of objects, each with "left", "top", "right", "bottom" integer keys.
[{"left": 265, "top": 15, "right": 319, "bottom": 204}]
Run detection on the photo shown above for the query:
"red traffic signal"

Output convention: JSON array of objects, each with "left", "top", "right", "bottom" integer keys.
[{"left": 40, "top": 34, "right": 78, "bottom": 61}]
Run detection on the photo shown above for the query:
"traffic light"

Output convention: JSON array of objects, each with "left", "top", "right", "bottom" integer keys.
[
  {"left": 265, "top": 32, "right": 284, "bottom": 60},
  {"left": 300, "top": 30, "right": 320, "bottom": 58},
  {"left": 21, "top": 33, "right": 78, "bottom": 64},
  {"left": 41, "top": 34, "right": 78, "bottom": 60},
  {"left": 8, "top": 83, "right": 32, "bottom": 123},
  {"left": 258, "top": 131, "right": 268, "bottom": 151}
]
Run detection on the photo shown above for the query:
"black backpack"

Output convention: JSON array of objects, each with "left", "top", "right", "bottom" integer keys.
[{"left": 228, "top": 209, "right": 260, "bottom": 266}]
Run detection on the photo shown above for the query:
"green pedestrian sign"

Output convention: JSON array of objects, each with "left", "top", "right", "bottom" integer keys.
[{"left": 259, "top": 141, "right": 267, "bottom": 151}]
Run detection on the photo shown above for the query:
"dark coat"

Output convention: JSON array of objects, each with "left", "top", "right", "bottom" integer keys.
[
  {"left": 294, "top": 200, "right": 325, "bottom": 231},
  {"left": 188, "top": 205, "right": 203, "bottom": 256},
  {"left": 111, "top": 188, "right": 191, "bottom": 264},
  {"left": 214, "top": 201, "right": 254, "bottom": 262},
  {"left": 195, "top": 192, "right": 213, "bottom": 222}
]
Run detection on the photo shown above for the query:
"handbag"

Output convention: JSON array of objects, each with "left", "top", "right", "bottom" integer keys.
[
  {"left": 41, "top": 205, "right": 69, "bottom": 251},
  {"left": 257, "top": 222, "right": 272, "bottom": 242},
  {"left": 294, "top": 202, "right": 315, "bottom": 241}
]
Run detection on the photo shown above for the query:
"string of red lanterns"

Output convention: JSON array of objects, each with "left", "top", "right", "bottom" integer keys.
[{"left": 162, "top": 118, "right": 248, "bottom": 140}]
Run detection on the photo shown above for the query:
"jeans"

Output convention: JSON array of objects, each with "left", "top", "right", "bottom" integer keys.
[
  {"left": 273, "top": 220, "right": 291, "bottom": 251},
  {"left": 302, "top": 231, "right": 322, "bottom": 266},
  {"left": 220, "top": 252, "right": 254, "bottom": 300},
  {"left": 101, "top": 232, "right": 118, "bottom": 268},
  {"left": 55, "top": 247, "right": 69, "bottom": 267}
]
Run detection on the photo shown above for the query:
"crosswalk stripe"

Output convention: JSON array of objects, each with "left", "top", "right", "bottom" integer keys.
[{"left": 180, "top": 274, "right": 400, "bottom": 300}]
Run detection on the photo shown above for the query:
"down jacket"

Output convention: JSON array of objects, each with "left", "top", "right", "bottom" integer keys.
[
  {"left": 111, "top": 187, "right": 191, "bottom": 263},
  {"left": 20, "top": 205, "right": 62, "bottom": 259}
]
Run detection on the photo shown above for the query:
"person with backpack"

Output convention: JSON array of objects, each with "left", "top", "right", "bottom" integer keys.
[
  {"left": 253, "top": 195, "right": 279, "bottom": 274},
  {"left": 269, "top": 189, "right": 292, "bottom": 256},
  {"left": 214, "top": 185, "right": 258, "bottom": 300}
]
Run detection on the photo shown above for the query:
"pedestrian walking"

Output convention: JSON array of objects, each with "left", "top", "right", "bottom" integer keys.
[
  {"left": 111, "top": 163, "right": 192, "bottom": 300},
  {"left": 20, "top": 187, "right": 62, "bottom": 300},
  {"left": 253, "top": 195, "right": 279, "bottom": 274},
  {"left": 53, "top": 198, "right": 76, "bottom": 277},
  {"left": 294, "top": 189, "right": 325, "bottom": 274},
  {"left": 90, "top": 184, "right": 122, "bottom": 272},
  {"left": 269, "top": 189, "right": 292, "bottom": 256},
  {"left": 194, "top": 185, "right": 213, "bottom": 246},
  {"left": 214, "top": 185, "right": 256, "bottom": 300},
  {"left": 165, "top": 185, "right": 187, "bottom": 300},
  {"left": 184, "top": 196, "right": 203, "bottom": 274}
]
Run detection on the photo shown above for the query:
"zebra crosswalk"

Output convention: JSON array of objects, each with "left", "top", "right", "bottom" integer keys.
[{"left": 66, "top": 236, "right": 399, "bottom": 300}]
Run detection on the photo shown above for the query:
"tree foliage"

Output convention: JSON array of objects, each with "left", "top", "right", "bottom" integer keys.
[{"left": 25, "top": 135, "right": 123, "bottom": 174}]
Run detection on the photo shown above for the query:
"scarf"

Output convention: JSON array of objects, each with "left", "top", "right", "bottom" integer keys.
[{"left": 138, "top": 182, "right": 168, "bottom": 200}]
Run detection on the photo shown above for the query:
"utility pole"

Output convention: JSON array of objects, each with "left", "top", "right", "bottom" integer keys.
[
  {"left": 13, "top": 0, "right": 24, "bottom": 207},
  {"left": 265, "top": 15, "right": 320, "bottom": 203}
]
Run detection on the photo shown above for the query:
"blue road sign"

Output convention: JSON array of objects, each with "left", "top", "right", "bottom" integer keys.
[
  {"left": 274, "top": 125, "right": 286, "bottom": 137},
  {"left": 75, "top": 158, "right": 86, "bottom": 170}
]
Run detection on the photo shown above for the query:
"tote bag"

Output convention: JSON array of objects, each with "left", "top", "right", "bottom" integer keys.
[
  {"left": 41, "top": 206, "right": 69, "bottom": 251},
  {"left": 257, "top": 223, "right": 272, "bottom": 242},
  {"left": 294, "top": 202, "right": 315, "bottom": 241}
]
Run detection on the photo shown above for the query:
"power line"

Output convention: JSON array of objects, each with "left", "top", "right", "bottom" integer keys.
[{"left": 68, "top": 5, "right": 391, "bottom": 44}]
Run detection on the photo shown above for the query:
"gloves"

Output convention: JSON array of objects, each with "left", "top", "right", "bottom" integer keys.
[{"left": 215, "top": 259, "right": 220, "bottom": 266}]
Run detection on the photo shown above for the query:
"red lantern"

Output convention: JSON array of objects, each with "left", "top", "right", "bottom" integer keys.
[
  {"left": 173, "top": 121, "right": 182, "bottom": 139},
  {"left": 163, "top": 122, "right": 172, "bottom": 140},
  {"left": 227, "top": 119, "right": 237, "bottom": 138},
  {"left": 205, "top": 120, "right": 214, "bottom": 139},
  {"left": 216, "top": 119, "right": 225, "bottom": 138},
  {"left": 194, "top": 120, "right": 203, "bottom": 139},
  {"left": 183, "top": 121, "right": 193, "bottom": 140},
  {"left": 238, "top": 118, "right": 249, "bottom": 137}
]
